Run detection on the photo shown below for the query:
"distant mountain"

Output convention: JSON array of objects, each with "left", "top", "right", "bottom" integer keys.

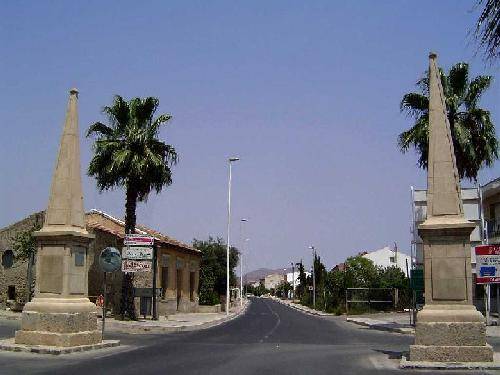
[{"left": 244, "top": 267, "right": 292, "bottom": 284}]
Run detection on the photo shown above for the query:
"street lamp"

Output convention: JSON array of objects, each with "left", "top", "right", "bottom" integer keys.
[
  {"left": 283, "top": 268, "right": 288, "bottom": 299},
  {"left": 240, "top": 217, "right": 248, "bottom": 307},
  {"left": 308, "top": 245, "right": 316, "bottom": 309},
  {"left": 291, "top": 262, "right": 295, "bottom": 300},
  {"left": 226, "top": 157, "right": 239, "bottom": 315}
]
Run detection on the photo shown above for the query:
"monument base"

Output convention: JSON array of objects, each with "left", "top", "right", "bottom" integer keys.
[
  {"left": 15, "top": 330, "right": 101, "bottom": 347},
  {"left": 410, "top": 344, "right": 493, "bottom": 362},
  {"left": 410, "top": 304, "right": 493, "bottom": 362},
  {"left": 15, "top": 297, "right": 102, "bottom": 347}
]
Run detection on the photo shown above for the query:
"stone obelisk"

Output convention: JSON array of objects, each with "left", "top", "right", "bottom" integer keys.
[
  {"left": 15, "top": 89, "right": 101, "bottom": 347},
  {"left": 409, "top": 53, "right": 493, "bottom": 362}
]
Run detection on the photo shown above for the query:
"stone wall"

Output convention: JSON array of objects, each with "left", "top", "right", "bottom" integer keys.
[{"left": 0, "top": 212, "right": 44, "bottom": 308}]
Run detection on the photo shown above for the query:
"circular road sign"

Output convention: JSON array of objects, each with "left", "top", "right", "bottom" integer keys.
[{"left": 99, "top": 247, "right": 122, "bottom": 273}]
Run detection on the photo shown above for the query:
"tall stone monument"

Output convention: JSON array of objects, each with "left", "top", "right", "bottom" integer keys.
[
  {"left": 14, "top": 89, "right": 101, "bottom": 347},
  {"left": 409, "top": 53, "right": 493, "bottom": 362}
]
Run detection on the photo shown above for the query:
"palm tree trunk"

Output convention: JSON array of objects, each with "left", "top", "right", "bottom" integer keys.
[{"left": 120, "top": 184, "right": 138, "bottom": 320}]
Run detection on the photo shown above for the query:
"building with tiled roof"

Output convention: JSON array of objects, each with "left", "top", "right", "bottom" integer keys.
[{"left": 0, "top": 210, "right": 201, "bottom": 315}]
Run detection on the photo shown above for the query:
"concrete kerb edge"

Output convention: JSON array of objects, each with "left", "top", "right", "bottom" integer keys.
[
  {"left": 271, "top": 297, "right": 333, "bottom": 317},
  {"left": 399, "top": 353, "right": 500, "bottom": 370},
  {"left": 0, "top": 313, "right": 21, "bottom": 321},
  {"left": 346, "top": 318, "right": 414, "bottom": 335},
  {"left": 0, "top": 339, "right": 120, "bottom": 355}
]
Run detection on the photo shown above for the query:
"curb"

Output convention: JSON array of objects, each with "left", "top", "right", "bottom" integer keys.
[
  {"left": 346, "top": 318, "right": 414, "bottom": 335},
  {"left": 0, "top": 314, "right": 21, "bottom": 321},
  {"left": 0, "top": 339, "right": 120, "bottom": 355},
  {"left": 400, "top": 353, "right": 500, "bottom": 370},
  {"left": 104, "top": 300, "right": 251, "bottom": 334},
  {"left": 269, "top": 297, "right": 333, "bottom": 317}
]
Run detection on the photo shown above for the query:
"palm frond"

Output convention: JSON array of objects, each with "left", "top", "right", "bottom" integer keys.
[
  {"left": 149, "top": 113, "right": 173, "bottom": 136},
  {"left": 465, "top": 75, "right": 493, "bottom": 108},
  {"left": 86, "top": 122, "right": 114, "bottom": 138},
  {"left": 475, "top": 0, "right": 500, "bottom": 61},
  {"left": 400, "top": 93, "right": 428, "bottom": 118},
  {"left": 448, "top": 62, "right": 469, "bottom": 100}
]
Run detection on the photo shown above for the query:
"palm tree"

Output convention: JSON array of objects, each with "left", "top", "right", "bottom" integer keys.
[
  {"left": 475, "top": 0, "right": 499, "bottom": 62},
  {"left": 398, "top": 62, "right": 498, "bottom": 181},
  {"left": 87, "top": 95, "right": 178, "bottom": 320}
]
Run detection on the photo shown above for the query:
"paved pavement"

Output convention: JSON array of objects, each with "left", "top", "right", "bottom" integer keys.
[
  {"left": 0, "top": 303, "right": 248, "bottom": 335},
  {"left": 0, "top": 297, "right": 499, "bottom": 374}
]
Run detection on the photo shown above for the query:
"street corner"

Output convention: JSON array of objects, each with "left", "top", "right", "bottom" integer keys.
[{"left": 0, "top": 338, "right": 120, "bottom": 355}]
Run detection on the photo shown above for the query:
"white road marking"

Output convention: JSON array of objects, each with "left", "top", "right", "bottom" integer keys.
[{"left": 261, "top": 300, "right": 281, "bottom": 342}]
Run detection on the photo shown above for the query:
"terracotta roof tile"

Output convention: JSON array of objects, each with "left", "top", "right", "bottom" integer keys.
[{"left": 85, "top": 210, "right": 199, "bottom": 253}]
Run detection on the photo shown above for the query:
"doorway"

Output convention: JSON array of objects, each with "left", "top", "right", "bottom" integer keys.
[{"left": 176, "top": 269, "right": 182, "bottom": 310}]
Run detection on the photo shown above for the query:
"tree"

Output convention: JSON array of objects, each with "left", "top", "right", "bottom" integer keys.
[
  {"left": 11, "top": 222, "right": 42, "bottom": 302},
  {"left": 87, "top": 95, "right": 178, "bottom": 320},
  {"left": 275, "top": 281, "right": 292, "bottom": 299},
  {"left": 11, "top": 223, "right": 41, "bottom": 262},
  {"left": 296, "top": 260, "right": 307, "bottom": 300},
  {"left": 344, "top": 256, "right": 379, "bottom": 289},
  {"left": 398, "top": 62, "right": 497, "bottom": 181},
  {"left": 313, "top": 253, "right": 328, "bottom": 309},
  {"left": 379, "top": 266, "right": 408, "bottom": 290},
  {"left": 474, "top": 0, "right": 500, "bottom": 62},
  {"left": 193, "top": 237, "right": 239, "bottom": 305}
]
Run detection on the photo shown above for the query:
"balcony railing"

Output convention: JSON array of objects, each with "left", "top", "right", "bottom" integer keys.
[{"left": 486, "top": 219, "right": 500, "bottom": 239}]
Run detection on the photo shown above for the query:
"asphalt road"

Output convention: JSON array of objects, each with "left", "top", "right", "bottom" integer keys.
[{"left": 0, "top": 298, "right": 497, "bottom": 374}]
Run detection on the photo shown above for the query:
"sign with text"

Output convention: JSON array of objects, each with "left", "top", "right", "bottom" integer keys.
[
  {"left": 123, "top": 247, "right": 153, "bottom": 260},
  {"left": 122, "top": 259, "right": 152, "bottom": 273},
  {"left": 475, "top": 245, "right": 500, "bottom": 284},
  {"left": 124, "top": 234, "right": 154, "bottom": 246}
]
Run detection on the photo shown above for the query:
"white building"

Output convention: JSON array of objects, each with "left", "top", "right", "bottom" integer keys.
[
  {"left": 412, "top": 188, "right": 482, "bottom": 272},
  {"left": 264, "top": 274, "right": 285, "bottom": 290},
  {"left": 285, "top": 270, "right": 311, "bottom": 285},
  {"left": 362, "top": 246, "right": 413, "bottom": 277}
]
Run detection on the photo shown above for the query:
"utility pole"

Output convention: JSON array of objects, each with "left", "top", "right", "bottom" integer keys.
[
  {"left": 291, "top": 262, "right": 295, "bottom": 300},
  {"left": 309, "top": 246, "right": 316, "bottom": 309},
  {"left": 240, "top": 219, "right": 248, "bottom": 307},
  {"left": 226, "top": 157, "right": 239, "bottom": 315}
]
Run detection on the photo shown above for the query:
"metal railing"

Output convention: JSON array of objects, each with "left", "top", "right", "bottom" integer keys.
[
  {"left": 486, "top": 219, "right": 500, "bottom": 239},
  {"left": 345, "top": 288, "right": 399, "bottom": 316}
]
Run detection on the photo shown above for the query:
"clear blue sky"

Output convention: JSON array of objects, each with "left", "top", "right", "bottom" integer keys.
[{"left": 1, "top": 1, "right": 498, "bottom": 274}]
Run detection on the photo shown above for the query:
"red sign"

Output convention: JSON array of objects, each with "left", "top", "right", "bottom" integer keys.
[
  {"left": 475, "top": 244, "right": 500, "bottom": 255},
  {"left": 475, "top": 245, "right": 500, "bottom": 284},
  {"left": 124, "top": 234, "right": 154, "bottom": 246}
]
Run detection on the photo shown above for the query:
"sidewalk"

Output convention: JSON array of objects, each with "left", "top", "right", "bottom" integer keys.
[
  {"left": 346, "top": 312, "right": 500, "bottom": 337},
  {"left": 271, "top": 298, "right": 500, "bottom": 338},
  {"left": 345, "top": 312, "right": 414, "bottom": 334},
  {"left": 0, "top": 300, "right": 250, "bottom": 335},
  {"left": 269, "top": 297, "right": 334, "bottom": 317}
]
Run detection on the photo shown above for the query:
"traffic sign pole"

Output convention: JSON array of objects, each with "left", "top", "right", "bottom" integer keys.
[
  {"left": 152, "top": 244, "right": 157, "bottom": 320},
  {"left": 102, "top": 272, "right": 107, "bottom": 340}
]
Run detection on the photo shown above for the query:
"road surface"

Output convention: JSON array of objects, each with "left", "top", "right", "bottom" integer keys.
[{"left": 0, "top": 297, "right": 497, "bottom": 374}]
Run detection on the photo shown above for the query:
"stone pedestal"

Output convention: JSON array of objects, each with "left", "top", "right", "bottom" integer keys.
[
  {"left": 410, "top": 304, "right": 493, "bottom": 362},
  {"left": 15, "top": 298, "right": 100, "bottom": 347},
  {"left": 409, "top": 219, "right": 493, "bottom": 362},
  {"left": 15, "top": 233, "right": 101, "bottom": 347}
]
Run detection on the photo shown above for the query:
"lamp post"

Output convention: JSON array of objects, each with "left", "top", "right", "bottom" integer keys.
[
  {"left": 291, "top": 262, "right": 295, "bottom": 300},
  {"left": 308, "top": 246, "right": 316, "bottom": 309},
  {"left": 226, "top": 157, "right": 239, "bottom": 315},
  {"left": 239, "top": 218, "right": 248, "bottom": 307}
]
